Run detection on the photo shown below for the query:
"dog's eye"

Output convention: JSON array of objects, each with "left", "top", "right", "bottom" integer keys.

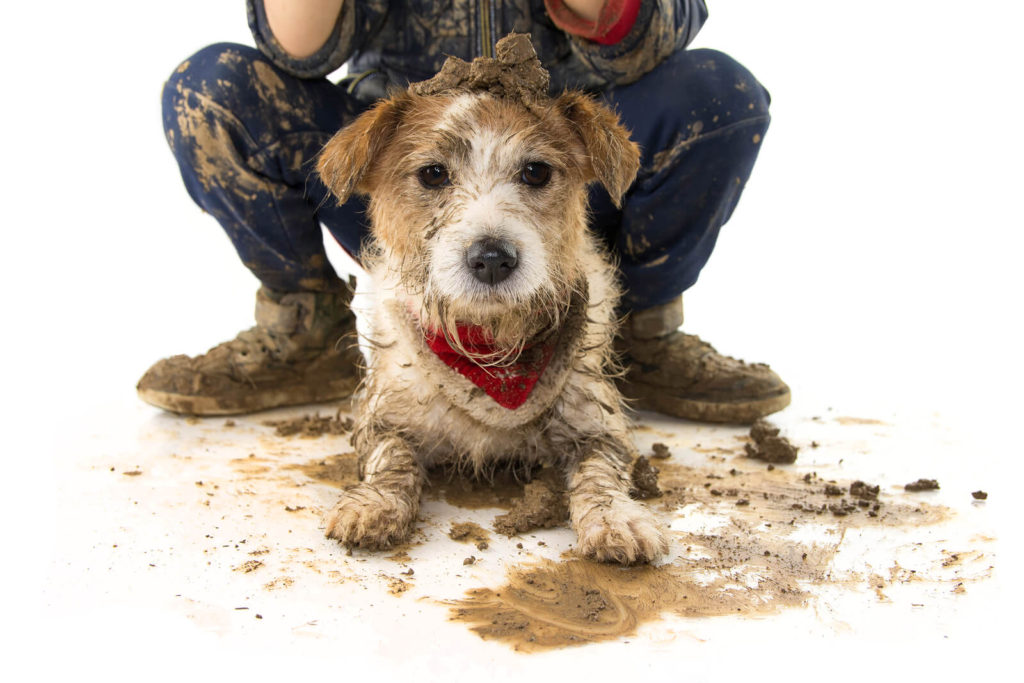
[
  {"left": 520, "top": 162, "right": 551, "bottom": 187},
  {"left": 418, "top": 164, "right": 450, "bottom": 188}
]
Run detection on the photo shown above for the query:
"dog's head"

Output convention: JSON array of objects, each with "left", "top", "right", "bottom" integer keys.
[{"left": 318, "top": 64, "right": 638, "bottom": 348}]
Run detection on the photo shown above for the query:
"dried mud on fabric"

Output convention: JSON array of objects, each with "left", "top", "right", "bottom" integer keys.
[{"left": 172, "top": 411, "right": 993, "bottom": 652}]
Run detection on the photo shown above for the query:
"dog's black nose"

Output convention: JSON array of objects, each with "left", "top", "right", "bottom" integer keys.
[{"left": 466, "top": 238, "right": 518, "bottom": 285}]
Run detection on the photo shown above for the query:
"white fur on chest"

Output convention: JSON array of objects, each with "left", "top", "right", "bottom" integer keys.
[{"left": 353, "top": 238, "right": 628, "bottom": 469}]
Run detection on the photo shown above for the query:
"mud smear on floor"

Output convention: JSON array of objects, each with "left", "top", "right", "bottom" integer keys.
[
  {"left": 654, "top": 459, "right": 947, "bottom": 528},
  {"left": 450, "top": 521, "right": 492, "bottom": 547},
  {"left": 264, "top": 411, "right": 354, "bottom": 438},
  {"left": 286, "top": 452, "right": 360, "bottom": 488},
  {"left": 203, "top": 419, "right": 990, "bottom": 653},
  {"left": 426, "top": 469, "right": 526, "bottom": 510},
  {"left": 385, "top": 575, "right": 412, "bottom": 595},
  {"left": 835, "top": 417, "right": 888, "bottom": 426},
  {"left": 272, "top": 452, "right": 528, "bottom": 511},
  {"left": 251, "top": 431, "right": 948, "bottom": 539},
  {"left": 449, "top": 533, "right": 814, "bottom": 652},
  {"left": 447, "top": 455, "right": 959, "bottom": 651}
]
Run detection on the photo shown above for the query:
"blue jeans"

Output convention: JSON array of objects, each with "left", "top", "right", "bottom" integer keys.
[{"left": 163, "top": 43, "right": 770, "bottom": 310}]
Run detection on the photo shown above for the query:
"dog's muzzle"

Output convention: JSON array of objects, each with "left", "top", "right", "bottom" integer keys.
[{"left": 466, "top": 237, "right": 518, "bottom": 285}]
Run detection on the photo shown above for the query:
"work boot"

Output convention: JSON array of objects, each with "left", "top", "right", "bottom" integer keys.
[
  {"left": 137, "top": 286, "right": 362, "bottom": 416},
  {"left": 617, "top": 296, "right": 790, "bottom": 424}
]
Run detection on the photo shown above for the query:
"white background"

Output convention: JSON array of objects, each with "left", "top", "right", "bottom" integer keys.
[{"left": 3, "top": 1, "right": 1022, "bottom": 680}]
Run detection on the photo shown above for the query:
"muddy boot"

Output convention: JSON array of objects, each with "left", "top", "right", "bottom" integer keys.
[
  {"left": 137, "top": 286, "right": 362, "bottom": 416},
  {"left": 617, "top": 297, "right": 790, "bottom": 424}
]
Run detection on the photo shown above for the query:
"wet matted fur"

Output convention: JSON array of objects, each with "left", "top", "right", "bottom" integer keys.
[{"left": 316, "top": 43, "right": 667, "bottom": 564}]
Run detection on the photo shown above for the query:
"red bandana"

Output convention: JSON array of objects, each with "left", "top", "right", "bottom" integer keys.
[{"left": 423, "top": 324, "right": 557, "bottom": 410}]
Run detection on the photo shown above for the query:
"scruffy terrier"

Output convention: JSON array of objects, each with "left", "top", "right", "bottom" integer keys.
[{"left": 316, "top": 34, "right": 668, "bottom": 564}]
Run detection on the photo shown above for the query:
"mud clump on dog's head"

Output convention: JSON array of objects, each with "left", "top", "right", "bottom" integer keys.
[{"left": 409, "top": 33, "right": 550, "bottom": 105}]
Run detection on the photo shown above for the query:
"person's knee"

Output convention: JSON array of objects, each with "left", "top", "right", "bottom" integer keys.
[
  {"left": 161, "top": 43, "right": 264, "bottom": 142},
  {"left": 161, "top": 43, "right": 275, "bottom": 202},
  {"left": 641, "top": 48, "right": 770, "bottom": 131}
]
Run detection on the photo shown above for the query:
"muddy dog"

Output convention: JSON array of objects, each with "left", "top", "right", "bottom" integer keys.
[{"left": 316, "top": 34, "right": 668, "bottom": 564}]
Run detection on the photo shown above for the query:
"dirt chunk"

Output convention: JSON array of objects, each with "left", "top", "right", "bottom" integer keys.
[
  {"left": 493, "top": 469, "right": 568, "bottom": 536},
  {"left": 409, "top": 33, "right": 550, "bottom": 104},
  {"left": 265, "top": 411, "right": 353, "bottom": 438},
  {"left": 850, "top": 480, "right": 880, "bottom": 500},
  {"left": 650, "top": 442, "right": 672, "bottom": 459},
  {"left": 972, "top": 490, "right": 988, "bottom": 500},
  {"left": 750, "top": 419, "right": 780, "bottom": 443},
  {"left": 905, "top": 479, "right": 940, "bottom": 492},
  {"left": 745, "top": 419, "right": 799, "bottom": 464},
  {"left": 629, "top": 456, "right": 662, "bottom": 500}
]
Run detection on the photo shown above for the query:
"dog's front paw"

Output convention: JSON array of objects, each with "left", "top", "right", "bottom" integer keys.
[
  {"left": 324, "top": 484, "right": 417, "bottom": 550},
  {"left": 573, "top": 496, "right": 669, "bottom": 565}
]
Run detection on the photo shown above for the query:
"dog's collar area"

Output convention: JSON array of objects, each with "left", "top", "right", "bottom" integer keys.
[{"left": 421, "top": 324, "right": 557, "bottom": 410}]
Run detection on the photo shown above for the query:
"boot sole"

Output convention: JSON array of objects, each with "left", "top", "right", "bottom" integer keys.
[
  {"left": 620, "top": 382, "right": 791, "bottom": 425},
  {"left": 137, "top": 377, "right": 359, "bottom": 417}
]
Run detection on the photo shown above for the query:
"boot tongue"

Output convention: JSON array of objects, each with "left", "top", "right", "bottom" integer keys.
[{"left": 422, "top": 324, "right": 557, "bottom": 410}]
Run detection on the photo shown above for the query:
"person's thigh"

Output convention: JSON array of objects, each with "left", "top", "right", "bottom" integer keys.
[
  {"left": 590, "top": 48, "right": 772, "bottom": 310},
  {"left": 164, "top": 43, "right": 372, "bottom": 289}
]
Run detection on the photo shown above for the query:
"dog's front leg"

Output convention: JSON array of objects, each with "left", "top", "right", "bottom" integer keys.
[
  {"left": 324, "top": 435, "right": 423, "bottom": 550},
  {"left": 568, "top": 441, "right": 669, "bottom": 564}
]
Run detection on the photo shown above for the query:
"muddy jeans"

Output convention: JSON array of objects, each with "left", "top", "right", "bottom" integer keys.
[{"left": 163, "top": 43, "right": 770, "bottom": 310}]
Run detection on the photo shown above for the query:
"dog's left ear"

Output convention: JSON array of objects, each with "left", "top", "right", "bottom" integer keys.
[
  {"left": 556, "top": 91, "right": 640, "bottom": 208},
  {"left": 317, "top": 94, "right": 409, "bottom": 203}
]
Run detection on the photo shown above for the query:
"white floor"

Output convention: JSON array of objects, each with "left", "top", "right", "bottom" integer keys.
[
  {"left": 23, "top": 397, "right": 1018, "bottom": 680},
  {"left": 6, "top": 1, "right": 1023, "bottom": 680}
]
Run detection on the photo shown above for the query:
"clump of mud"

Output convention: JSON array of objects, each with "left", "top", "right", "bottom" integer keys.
[
  {"left": 629, "top": 456, "right": 662, "bottom": 499},
  {"left": 265, "top": 411, "right": 353, "bottom": 438},
  {"left": 850, "top": 480, "right": 880, "bottom": 500},
  {"left": 824, "top": 484, "right": 844, "bottom": 497},
  {"left": 905, "top": 479, "right": 940, "bottom": 492},
  {"left": 650, "top": 443, "right": 672, "bottom": 459},
  {"left": 493, "top": 469, "right": 567, "bottom": 536},
  {"left": 744, "top": 419, "right": 799, "bottom": 464},
  {"left": 409, "top": 33, "right": 549, "bottom": 104}
]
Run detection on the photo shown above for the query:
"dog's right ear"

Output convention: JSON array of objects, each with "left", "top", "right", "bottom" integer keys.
[{"left": 317, "top": 95, "right": 408, "bottom": 204}]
